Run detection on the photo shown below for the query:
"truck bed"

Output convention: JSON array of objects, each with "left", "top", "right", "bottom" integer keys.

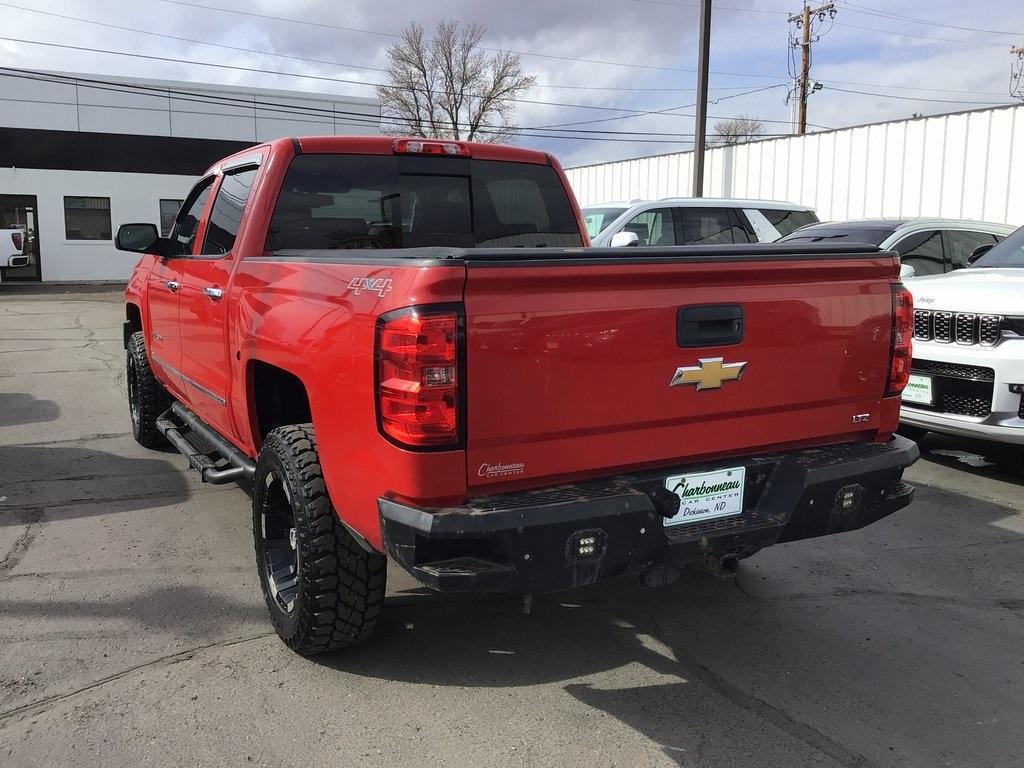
[{"left": 264, "top": 241, "right": 899, "bottom": 493}]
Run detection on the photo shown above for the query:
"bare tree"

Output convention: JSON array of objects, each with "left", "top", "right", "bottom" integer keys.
[
  {"left": 712, "top": 115, "right": 765, "bottom": 146},
  {"left": 376, "top": 21, "right": 536, "bottom": 143}
]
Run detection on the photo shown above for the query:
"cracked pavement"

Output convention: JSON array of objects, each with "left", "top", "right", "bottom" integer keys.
[{"left": 1, "top": 288, "right": 1023, "bottom": 768}]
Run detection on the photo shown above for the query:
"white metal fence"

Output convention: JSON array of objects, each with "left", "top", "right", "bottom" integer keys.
[{"left": 565, "top": 104, "right": 1024, "bottom": 227}]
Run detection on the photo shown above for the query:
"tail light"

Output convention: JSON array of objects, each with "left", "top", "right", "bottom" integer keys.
[
  {"left": 376, "top": 306, "right": 462, "bottom": 448},
  {"left": 392, "top": 138, "right": 471, "bottom": 157},
  {"left": 11, "top": 231, "right": 23, "bottom": 251},
  {"left": 886, "top": 283, "right": 914, "bottom": 397}
]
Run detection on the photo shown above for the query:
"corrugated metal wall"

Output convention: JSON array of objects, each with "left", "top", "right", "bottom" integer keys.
[{"left": 565, "top": 104, "right": 1024, "bottom": 226}]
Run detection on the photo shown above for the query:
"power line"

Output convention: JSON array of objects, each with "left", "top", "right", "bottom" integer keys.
[
  {"left": 141, "top": 0, "right": 1022, "bottom": 97},
  {"left": 0, "top": 1, "right": 389, "bottom": 72},
  {"left": 609, "top": 0, "right": 1018, "bottom": 96},
  {"left": 0, "top": 66, "right": 798, "bottom": 147},
  {"left": 0, "top": 0, "right": 766, "bottom": 95},
  {"left": 0, "top": 36, "right": 811, "bottom": 129},
  {"left": 841, "top": 1, "right": 1024, "bottom": 38},
  {"left": 825, "top": 85, "right": 1012, "bottom": 105},
  {"left": 626, "top": 0, "right": 788, "bottom": 12},
  {"left": 826, "top": 80, "right": 1010, "bottom": 97},
  {"left": 534, "top": 84, "right": 823, "bottom": 131},
  {"left": 1, "top": 66, "right": 812, "bottom": 143},
  {"left": 156, "top": 0, "right": 790, "bottom": 80},
  {"left": 834, "top": 20, "right": 1012, "bottom": 48},
  {"left": 0, "top": 35, "right": 700, "bottom": 115}
]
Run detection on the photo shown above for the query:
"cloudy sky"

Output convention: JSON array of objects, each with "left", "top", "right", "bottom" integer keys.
[{"left": 0, "top": 0, "right": 1020, "bottom": 166}]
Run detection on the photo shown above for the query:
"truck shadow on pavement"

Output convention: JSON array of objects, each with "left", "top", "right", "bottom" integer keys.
[
  {"left": 0, "top": 583, "right": 266, "bottom": 641},
  {"left": 0, "top": 445, "right": 190, "bottom": 521},
  {"left": 0, "top": 393, "right": 60, "bottom": 428},
  {"left": 319, "top": 483, "right": 1024, "bottom": 767}
]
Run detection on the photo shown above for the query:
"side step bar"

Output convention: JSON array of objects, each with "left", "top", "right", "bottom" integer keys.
[{"left": 156, "top": 402, "right": 256, "bottom": 485}]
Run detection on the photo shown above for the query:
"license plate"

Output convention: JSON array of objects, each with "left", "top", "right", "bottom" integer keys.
[
  {"left": 663, "top": 466, "right": 745, "bottom": 527},
  {"left": 903, "top": 374, "right": 933, "bottom": 405}
]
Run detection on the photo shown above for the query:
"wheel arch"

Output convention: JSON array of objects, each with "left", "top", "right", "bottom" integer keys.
[{"left": 246, "top": 359, "right": 313, "bottom": 448}]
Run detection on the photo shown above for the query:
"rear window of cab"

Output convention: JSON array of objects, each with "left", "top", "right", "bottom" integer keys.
[{"left": 265, "top": 154, "right": 584, "bottom": 251}]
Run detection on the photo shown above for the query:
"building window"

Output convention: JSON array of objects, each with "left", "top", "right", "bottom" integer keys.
[
  {"left": 159, "top": 199, "right": 183, "bottom": 237},
  {"left": 64, "top": 196, "right": 111, "bottom": 240}
]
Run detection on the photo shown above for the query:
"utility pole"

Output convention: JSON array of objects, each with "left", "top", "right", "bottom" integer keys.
[
  {"left": 692, "top": 0, "right": 712, "bottom": 198},
  {"left": 788, "top": 1, "right": 835, "bottom": 135},
  {"left": 1012, "top": 46, "right": 1024, "bottom": 102}
]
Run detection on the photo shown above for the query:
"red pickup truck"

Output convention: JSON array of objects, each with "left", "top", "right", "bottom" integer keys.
[{"left": 117, "top": 136, "right": 918, "bottom": 656}]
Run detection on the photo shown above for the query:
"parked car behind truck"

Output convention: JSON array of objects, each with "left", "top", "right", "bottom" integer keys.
[
  {"left": 779, "top": 218, "right": 1014, "bottom": 278},
  {"left": 901, "top": 224, "right": 1024, "bottom": 445},
  {"left": 584, "top": 198, "right": 818, "bottom": 247},
  {"left": 117, "top": 136, "right": 918, "bottom": 656}
]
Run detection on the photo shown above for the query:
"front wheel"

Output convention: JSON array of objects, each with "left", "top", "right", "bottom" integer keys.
[
  {"left": 126, "top": 331, "right": 170, "bottom": 448},
  {"left": 253, "top": 424, "right": 387, "bottom": 656}
]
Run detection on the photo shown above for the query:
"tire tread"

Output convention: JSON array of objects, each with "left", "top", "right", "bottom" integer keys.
[
  {"left": 256, "top": 424, "right": 386, "bottom": 656},
  {"left": 127, "top": 331, "right": 171, "bottom": 448}
]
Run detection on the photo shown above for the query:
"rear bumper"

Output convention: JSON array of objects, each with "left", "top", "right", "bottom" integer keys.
[{"left": 378, "top": 437, "right": 919, "bottom": 594}]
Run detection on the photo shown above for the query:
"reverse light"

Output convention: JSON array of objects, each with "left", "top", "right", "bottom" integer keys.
[
  {"left": 887, "top": 283, "right": 914, "bottom": 397},
  {"left": 376, "top": 306, "right": 462, "bottom": 448},
  {"left": 11, "top": 231, "right": 23, "bottom": 251},
  {"left": 392, "top": 138, "right": 471, "bottom": 157}
]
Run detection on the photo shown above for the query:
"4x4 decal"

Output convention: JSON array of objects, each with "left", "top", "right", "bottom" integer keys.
[{"left": 347, "top": 277, "right": 393, "bottom": 297}]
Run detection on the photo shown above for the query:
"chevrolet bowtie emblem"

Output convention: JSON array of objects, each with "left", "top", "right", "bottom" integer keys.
[{"left": 669, "top": 357, "right": 747, "bottom": 390}]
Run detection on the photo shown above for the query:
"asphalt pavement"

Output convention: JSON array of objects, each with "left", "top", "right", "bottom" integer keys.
[{"left": 1, "top": 288, "right": 1022, "bottom": 768}]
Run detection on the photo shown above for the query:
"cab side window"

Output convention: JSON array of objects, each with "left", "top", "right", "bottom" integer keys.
[
  {"left": 201, "top": 167, "right": 259, "bottom": 256},
  {"left": 892, "top": 230, "right": 944, "bottom": 276},
  {"left": 943, "top": 230, "right": 999, "bottom": 271},
  {"left": 169, "top": 178, "right": 214, "bottom": 256},
  {"left": 621, "top": 208, "right": 676, "bottom": 246}
]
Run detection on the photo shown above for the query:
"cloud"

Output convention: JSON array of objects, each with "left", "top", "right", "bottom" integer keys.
[{"left": 0, "top": 0, "right": 1018, "bottom": 168}]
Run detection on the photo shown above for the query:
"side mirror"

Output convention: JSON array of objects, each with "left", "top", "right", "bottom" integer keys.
[
  {"left": 609, "top": 230, "right": 640, "bottom": 248},
  {"left": 967, "top": 243, "right": 994, "bottom": 265},
  {"left": 899, "top": 262, "right": 916, "bottom": 279},
  {"left": 115, "top": 223, "right": 161, "bottom": 254}
]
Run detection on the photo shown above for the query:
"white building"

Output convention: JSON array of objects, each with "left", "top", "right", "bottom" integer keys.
[
  {"left": 0, "top": 69, "right": 381, "bottom": 282},
  {"left": 566, "top": 104, "right": 1024, "bottom": 229}
]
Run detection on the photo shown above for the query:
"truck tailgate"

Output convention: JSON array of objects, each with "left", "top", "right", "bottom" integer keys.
[{"left": 463, "top": 249, "right": 897, "bottom": 490}]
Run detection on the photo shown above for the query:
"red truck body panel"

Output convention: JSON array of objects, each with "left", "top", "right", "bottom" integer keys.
[{"left": 124, "top": 135, "right": 907, "bottom": 554}]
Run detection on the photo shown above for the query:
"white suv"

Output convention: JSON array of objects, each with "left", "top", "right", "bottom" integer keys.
[
  {"left": 583, "top": 198, "right": 818, "bottom": 247},
  {"left": 901, "top": 225, "right": 1024, "bottom": 445}
]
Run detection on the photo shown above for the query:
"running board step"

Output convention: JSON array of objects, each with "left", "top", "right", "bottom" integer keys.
[{"left": 156, "top": 403, "right": 256, "bottom": 485}]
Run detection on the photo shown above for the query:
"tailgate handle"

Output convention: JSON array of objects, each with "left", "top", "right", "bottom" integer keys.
[{"left": 677, "top": 305, "right": 743, "bottom": 347}]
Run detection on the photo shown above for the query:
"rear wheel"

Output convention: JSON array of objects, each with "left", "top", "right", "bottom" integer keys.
[
  {"left": 126, "top": 331, "right": 170, "bottom": 448},
  {"left": 253, "top": 424, "right": 387, "bottom": 656}
]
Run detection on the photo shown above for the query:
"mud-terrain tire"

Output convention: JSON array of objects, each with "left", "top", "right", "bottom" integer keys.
[
  {"left": 126, "top": 331, "right": 171, "bottom": 449},
  {"left": 253, "top": 424, "right": 387, "bottom": 656}
]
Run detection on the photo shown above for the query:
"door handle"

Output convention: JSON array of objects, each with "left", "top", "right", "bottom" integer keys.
[
  {"left": 203, "top": 286, "right": 224, "bottom": 301},
  {"left": 677, "top": 305, "right": 744, "bottom": 347},
  {"left": 165, "top": 280, "right": 180, "bottom": 292}
]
